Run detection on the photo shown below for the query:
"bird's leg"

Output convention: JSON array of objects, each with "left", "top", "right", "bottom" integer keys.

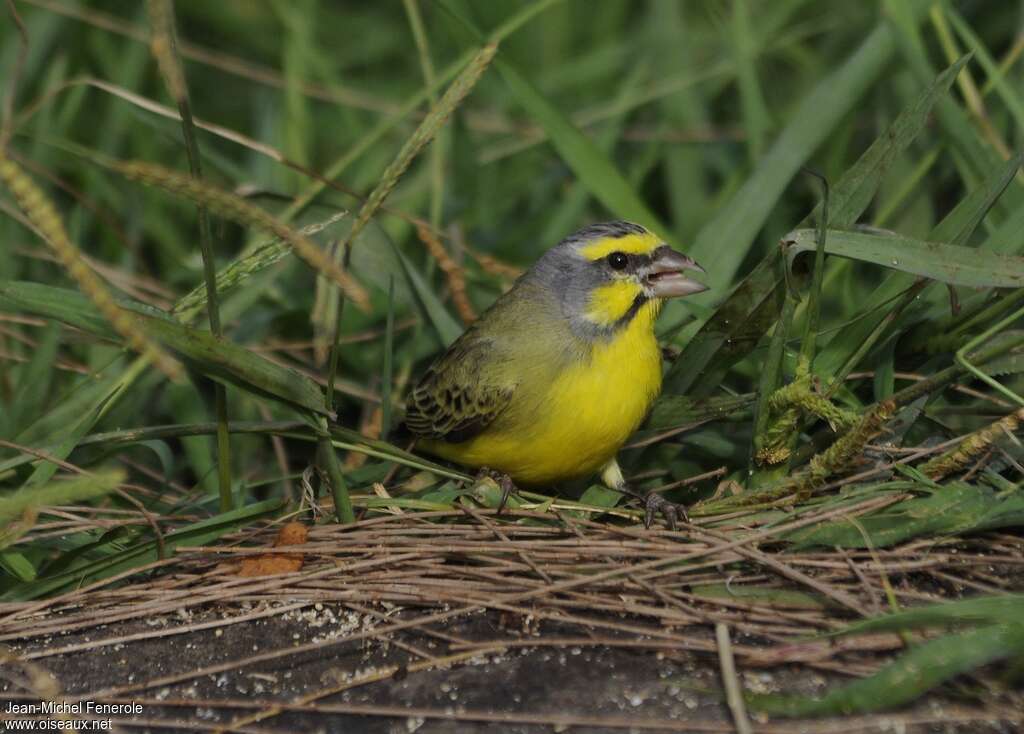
[
  {"left": 600, "top": 459, "right": 689, "bottom": 531},
  {"left": 475, "top": 466, "right": 518, "bottom": 514}
]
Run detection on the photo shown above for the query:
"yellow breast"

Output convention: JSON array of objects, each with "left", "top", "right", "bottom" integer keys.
[{"left": 424, "top": 301, "right": 663, "bottom": 485}]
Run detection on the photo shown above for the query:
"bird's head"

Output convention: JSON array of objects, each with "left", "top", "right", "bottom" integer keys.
[{"left": 531, "top": 221, "right": 707, "bottom": 334}]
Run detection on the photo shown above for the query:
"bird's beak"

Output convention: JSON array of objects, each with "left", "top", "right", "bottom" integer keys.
[{"left": 643, "top": 246, "right": 708, "bottom": 298}]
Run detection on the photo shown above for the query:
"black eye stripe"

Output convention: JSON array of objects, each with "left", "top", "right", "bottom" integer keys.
[{"left": 604, "top": 251, "right": 657, "bottom": 271}]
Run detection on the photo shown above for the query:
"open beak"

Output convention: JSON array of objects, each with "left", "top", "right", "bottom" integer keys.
[{"left": 643, "top": 246, "right": 708, "bottom": 298}]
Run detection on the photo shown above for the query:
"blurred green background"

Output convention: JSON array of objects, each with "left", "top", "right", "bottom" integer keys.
[
  {"left": 2, "top": 0, "right": 1023, "bottom": 572},
  {"left": 5, "top": 2, "right": 1024, "bottom": 715}
]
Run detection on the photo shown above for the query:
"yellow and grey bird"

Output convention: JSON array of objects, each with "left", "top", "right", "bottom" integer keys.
[{"left": 404, "top": 221, "right": 707, "bottom": 527}]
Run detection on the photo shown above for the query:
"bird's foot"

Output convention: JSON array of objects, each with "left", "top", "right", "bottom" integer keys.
[
  {"left": 617, "top": 483, "right": 689, "bottom": 530},
  {"left": 475, "top": 467, "right": 518, "bottom": 514},
  {"left": 641, "top": 492, "right": 689, "bottom": 531}
]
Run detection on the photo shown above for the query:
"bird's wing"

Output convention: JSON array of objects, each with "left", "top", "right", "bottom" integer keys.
[{"left": 405, "top": 335, "right": 515, "bottom": 443}]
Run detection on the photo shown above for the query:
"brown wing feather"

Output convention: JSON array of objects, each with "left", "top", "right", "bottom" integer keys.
[{"left": 405, "top": 335, "right": 514, "bottom": 443}]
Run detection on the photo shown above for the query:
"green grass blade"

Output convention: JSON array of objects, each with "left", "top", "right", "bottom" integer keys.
[
  {"left": 886, "top": 0, "right": 1024, "bottom": 214},
  {"left": 381, "top": 276, "right": 396, "bottom": 438},
  {"left": 318, "top": 417, "right": 354, "bottom": 524},
  {"left": 439, "top": 0, "right": 670, "bottom": 238},
  {"left": 814, "top": 55, "right": 970, "bottom": 230},
  {"left": 815, "top": 152, "right": 1023, "bottom": 383},
  {"left": 172, "top": 213, "right": 349, "bottom": 323},
  {"left": 0, "top": 469, "right": 123, "bottom": 524},
  {"left": 663, "top": 253, "right": 785, "bottom": 396},
  {"left": 664, "top": 54, "right": 962, "bottom": 395},
  {"left": 1, "top": 282, "right": 329, "bottom": 416},
  {"left": 644, "top": 394, "right": 754, "bottom": 432},
  {"left": 493, "top": 58, "right": 670, "bottom": 236},
  {"left": 751, "top": 294, "right": 797, "bottom": 470},
  {"left": 0, "top": 552, "right": 36, "bottom": 581},
  {"left": 148, "top": 0, "right": 233, "bottom": 511},
  {"left": 340, "top": 42, "right": 497, "bottom": 253},
  {"left": 751, "top": 622, "right": 1024, "bottom": 716},
  {"left": 784, "top": 226, "right": 1024, "bottom": 288},
  {"left": 3, "top": 498, "right": 285, "bottom": 601},
  {"left": 6, "top": 320, "right": 59, "bottom": 436},
  {"left": 836, "top": 595, "right": 1024, "bottom": 637},
  {"left": 787, "top": 482, "right": 1024, "bottom": 549},
  {"left": 731, "top": 0, "right": 770, "bottom": 161},
  {"left": 8, "top": 355, "right": 124, "bottom": 450},
  {"left": 942, "top": 6, "right": 1024, "bottom": 137},
  {"left": 143, "top": 316, "right": 331, "bottom": 417},
  {"left": 688, "top": 15, "right": 914, "bottom": 293},
  {"left": 390, "top": 239, "right": 462, "bottom": 347}
]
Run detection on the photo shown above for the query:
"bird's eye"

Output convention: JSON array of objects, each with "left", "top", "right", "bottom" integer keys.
[{"left": 607, "top": 252, "right": 629, "bottom": 270}]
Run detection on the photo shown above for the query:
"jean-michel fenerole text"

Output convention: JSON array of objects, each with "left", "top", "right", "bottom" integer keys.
[{"left": 5, "top": 700, "right": 143, "bottom": 716}]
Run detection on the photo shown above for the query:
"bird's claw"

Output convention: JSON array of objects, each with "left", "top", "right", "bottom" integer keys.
[
  {"left": 475, "top": 467, "right": 517, "bottom": 514},
  {"left": 496, "top": 475, "right": 516, "bottom": 514},
  {"left": 642, "top": 492, "right": 689, "bottom": 531},
  {"left": 615, "top": 480, "right": 690, "bottom": 531}
]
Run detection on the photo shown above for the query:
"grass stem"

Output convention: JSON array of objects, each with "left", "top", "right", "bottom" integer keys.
[{"left": 149, "top": 0, "right": 233, "bottom": 511}]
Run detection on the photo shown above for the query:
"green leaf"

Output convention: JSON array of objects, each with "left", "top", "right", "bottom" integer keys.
[
  {"left": 389, "top": 239, "right": 462, "bottom": 347},
  {"left": 692, "top": 582, "right": 826, "bottom": 610},
  {"left": 784, "top": 227, "right": 1024, "bottom": 288},
  {"left": 0, "top": 280, "right": 144, "bottom": 340},
  {"left": 0, "top": 551, "right": 37, "bottom": 581},
  {"left": 577, "top": 484, "right": 623, "bottom": 509},
  {"left": 4, "top": 355, "right": 147, "bottom": 489},
  {"left": 143, "top": 315, "right": 329, "bottom": 416},
  {"left": 873, "top": 337, "right": 897, "bottom": 401},
  {"left": 931, "top": 153, "right": 1023, "bottom": 245},
  {"left": 751, "top": 622, "right": 1024, "bottom": 716},
  {"left": 836, "top": 595, "right": 1024, "bottom": 637},
  {"left": 381, "top": 276, "right": 396, "bottom": 437},
  {"left": 8, "top": 359, "right": 127, "bottom": 449}
]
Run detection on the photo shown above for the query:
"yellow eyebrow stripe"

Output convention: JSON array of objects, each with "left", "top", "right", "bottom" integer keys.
[{"left": 579, "top": 232, "right": 661, "bottom": 260}]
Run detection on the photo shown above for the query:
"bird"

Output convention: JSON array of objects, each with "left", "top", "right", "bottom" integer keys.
[{"left": 403, "top": 221, "right": 707, "bottom": 528}]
